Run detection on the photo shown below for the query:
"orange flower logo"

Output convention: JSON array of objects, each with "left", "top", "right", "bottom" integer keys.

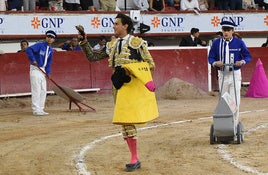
[
  {"left": 91, "top": 16, "right": 101, "bottom": 29},
  {"left": 264, "top": 15, "right": 268, "bottom": 26},
  {"left": 151, "top": 16, "right": 161, "bottom": 28},
  {"left": 31, "top": 17, "right": 41, "bottom": 29},
  {"left": 211, "top": 16, "right": 221, "bottom": 27}
]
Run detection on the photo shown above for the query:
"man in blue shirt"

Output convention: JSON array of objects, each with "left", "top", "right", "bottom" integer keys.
[
  {"left": 26, "top": 30, "right": 57, "bottom": 116},
  {"left": 208, "top": 21, "right": 251, "bottom": 108},
  {"left": 58, "top": 37, "right": 81, "bottom": 51}
]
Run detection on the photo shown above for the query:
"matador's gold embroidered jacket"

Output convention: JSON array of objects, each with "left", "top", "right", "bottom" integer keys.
[{"left": 79, "top": 35, "right": 155, "bottom": 70}]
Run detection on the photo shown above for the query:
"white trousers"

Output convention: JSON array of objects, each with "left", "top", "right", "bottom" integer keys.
[
  {"left": 218, "top": 69, "right": 241, "bottom": 107},
  {"left": 30, "top": 65, "right": 47, "bottom": 113}
]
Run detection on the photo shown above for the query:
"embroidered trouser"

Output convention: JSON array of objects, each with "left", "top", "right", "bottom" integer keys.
[{"left": 122, "top": 125, "right": 137, "bottom": 139}]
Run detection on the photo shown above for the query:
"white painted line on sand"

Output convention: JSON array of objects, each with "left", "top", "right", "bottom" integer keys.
[
  {"left": 74, "top": 133, "right": 121, "bottom": 175},
  {"left": 217, "top": 123, "right": 268, "bottom": 175},
  {"left": 74, "top": 109, "right": 268, "bottom": 175}
]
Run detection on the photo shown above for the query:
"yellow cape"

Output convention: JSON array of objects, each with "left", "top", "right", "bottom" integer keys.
[{"left": 112, "top": 62, "right": 159, "bottom": 124}]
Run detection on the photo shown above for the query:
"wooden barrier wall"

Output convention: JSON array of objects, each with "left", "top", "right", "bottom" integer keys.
[{"left": 0, "top": 47, "right": 267, "bottom": 96}]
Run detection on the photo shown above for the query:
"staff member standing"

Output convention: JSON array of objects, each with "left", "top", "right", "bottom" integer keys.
[
  {"left": 208, "top": 21, "right": 251, "bottom": 107},
  {"left": 76, "top": 13, "right": 157, "bottom": 172},
  {"left": 26, "top": 30, "right": 57, "bottom": 116}
]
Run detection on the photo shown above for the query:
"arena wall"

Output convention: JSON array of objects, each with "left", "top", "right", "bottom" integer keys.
[{"left": 0, "top": 47, "right": 267, "bottom": 97}]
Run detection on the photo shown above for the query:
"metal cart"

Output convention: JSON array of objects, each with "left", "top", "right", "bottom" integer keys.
[{"left": 210, "top": 63, "right": 244, "bottom": 144}]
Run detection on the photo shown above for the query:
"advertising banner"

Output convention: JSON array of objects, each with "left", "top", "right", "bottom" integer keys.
[{"left": 0, "top": 12, "right": 267, "bottom": 37}]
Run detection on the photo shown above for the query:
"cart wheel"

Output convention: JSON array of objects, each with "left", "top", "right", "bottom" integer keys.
[
  {"left": 237, "top": 122, "right": 244, "bottom": 144},
  {"left": 240, "top": 122, "right": 244, "bottom": 142},
  {"left": 210, "top": 124, "right": 215, "bottom": 144}
]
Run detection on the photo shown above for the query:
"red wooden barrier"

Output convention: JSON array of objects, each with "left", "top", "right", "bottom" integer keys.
[
  {"left": 152, "top": 48, "right": 208, "bottom": 91},
  {"left": 244, "top": 47, "right": 268, "bottom": 82},
  {"left": 0, "top": 47, "right": 267, "bottom": 96}
]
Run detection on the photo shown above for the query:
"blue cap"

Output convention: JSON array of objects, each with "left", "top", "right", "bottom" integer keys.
[
  {"left": 45, "top": 30, "right": 57, "bottom": 38},
  {"left": 220, "top": 21, "right": 237, "bottom": 28}
]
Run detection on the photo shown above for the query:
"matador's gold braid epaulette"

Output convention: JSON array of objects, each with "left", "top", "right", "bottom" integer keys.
[{"left": 129, "top": 36, "right": 144, "bottom": 49}]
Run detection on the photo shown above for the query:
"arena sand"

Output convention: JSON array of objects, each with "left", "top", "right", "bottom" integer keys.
[{"left": 0, "top": 78, "right": 268, "bottom": 175}]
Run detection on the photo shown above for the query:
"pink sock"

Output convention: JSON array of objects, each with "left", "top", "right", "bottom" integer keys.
[{"left": 126, "top": 137, "right": 138, "bottom": 164}]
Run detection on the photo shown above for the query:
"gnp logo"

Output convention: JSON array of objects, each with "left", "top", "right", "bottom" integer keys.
[
  {"left": 31, "top": 17, "right": 63, "bottom": 29},
  {"left": 211, "top": 16, "right": 244, "bottom": 27},
  {"left": 151, "top": 16, "right": 183, "bottom": 28},
  {"left": 90, "top": 16, "right": 184, "bottom": 29},
  {"left": 90, "top": 16, "right": 115, "bottom": 28}
]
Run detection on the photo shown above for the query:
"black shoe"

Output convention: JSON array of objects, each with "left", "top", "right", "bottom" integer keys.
[{"left": 125, "top": 160, "right": 141, "bottom": 172}]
